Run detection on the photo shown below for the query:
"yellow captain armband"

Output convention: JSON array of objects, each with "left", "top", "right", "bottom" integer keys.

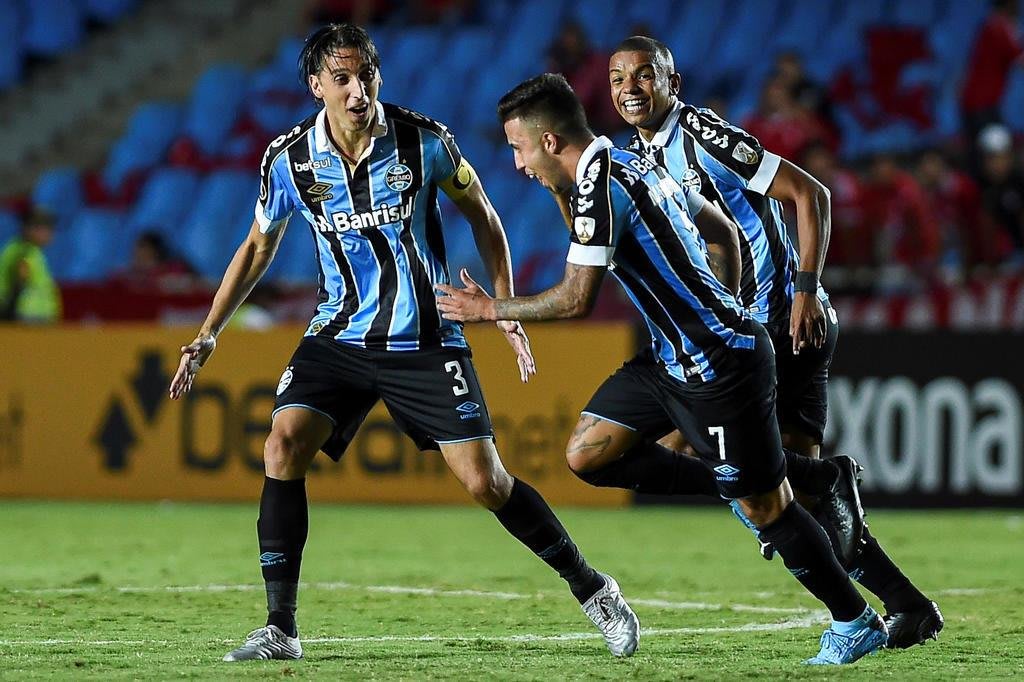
[{"left": 439, "top": 158, "right": 477, "bottom": 199}]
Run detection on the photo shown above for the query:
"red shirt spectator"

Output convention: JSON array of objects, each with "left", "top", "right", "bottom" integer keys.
[
  {"left": 801, "top": 143, "right": 869, "bottom": 266},
  {"left": 862, "top": 155, "right": 941, "bottom": 271},
  {"left": 743, "top": 77, "right": 834, "bottom": 161},
  {"left": 961, "top": 1, "right": 1024, "bottom": 114},
  {"left": 917, "top": 151, "right": 986, "bottom": 266}
]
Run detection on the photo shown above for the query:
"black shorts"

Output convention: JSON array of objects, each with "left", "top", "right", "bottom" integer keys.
[
  {"left": 766, "top": 301, "right": 839, "bottom": 444},
  {"left": 273, "top": 337, "right": 494, "bottom": 460},
  {"left": 583, "top": 323, "right": 786, "bottom": 499}
]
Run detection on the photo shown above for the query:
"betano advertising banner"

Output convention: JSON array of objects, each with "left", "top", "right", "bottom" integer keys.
[
  {"left": 825, "top": 332, "right": 1023, "bottom": 507},
  {"left": 0, "top": 325, "right": 631, "bottom": 507}
]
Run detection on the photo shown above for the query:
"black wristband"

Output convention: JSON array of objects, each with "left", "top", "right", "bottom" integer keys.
[{"left": 793, "top": 271, "right": 818, "bottom": 294}]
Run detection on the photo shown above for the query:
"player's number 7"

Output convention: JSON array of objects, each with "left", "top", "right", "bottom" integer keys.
[
  {"left": 445, "top": 360, "right": 469, "bottom": 396},
  {"left": 708, "top": 426, "right": 726, "bottom": 460}
]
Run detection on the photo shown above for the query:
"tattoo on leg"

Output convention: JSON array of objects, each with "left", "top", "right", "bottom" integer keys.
[{"left": 568, "top": 416, "right": 613, "bottom": 458}]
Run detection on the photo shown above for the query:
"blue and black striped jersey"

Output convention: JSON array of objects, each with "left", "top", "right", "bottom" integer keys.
[
  {"left": 255, "top": 102, "right": 465, "bottom": 351},
  {"left": 629, "top": 100, "right": 828, "bottom": 327},
  {"left": 567, "top": 136, "right": 753, "bottom": 383}
]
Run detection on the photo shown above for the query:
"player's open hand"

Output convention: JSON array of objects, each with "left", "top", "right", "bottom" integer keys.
[
  {"left": 497, "top": 320, "right": 537, "bottom": 383},
  {"left": 168, "top": 333, "right": 216, "bottom": 400},
  {"left": 789, "top": 292, "right": 826, "bottom": 354},
  {"left": 434, "top": 268, "right": 497, "bottom": 323}
]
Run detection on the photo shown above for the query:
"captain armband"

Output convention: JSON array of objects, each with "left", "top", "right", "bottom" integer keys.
[{"left": 439, "top": 158, "right": 477, "bottom": 199}]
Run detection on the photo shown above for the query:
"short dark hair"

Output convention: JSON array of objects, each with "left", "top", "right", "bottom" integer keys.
[
  {"left": 21, "top": 207, "right": 55, "bottom": 232},
  {"left": 613, "top": 35, "right": 675, "bottom": 74},
  {"left": 298, "top": 23, "right": 380, "bottom": 98},
  {"left": 496, "top": 73, "right": 592, "bottom": 142}
]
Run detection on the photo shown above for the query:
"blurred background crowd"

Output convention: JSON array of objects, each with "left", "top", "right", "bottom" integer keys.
[{"left": 1, "top": 0, "right": 1022, "bottom": 328}]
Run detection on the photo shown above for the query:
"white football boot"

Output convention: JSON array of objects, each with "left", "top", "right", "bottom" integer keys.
[
  {"left": 222, "top": 625, "right": 303, "bottom": 661},
  {"left": 581, "top": 573, "right": 640, "bottom": 657}
]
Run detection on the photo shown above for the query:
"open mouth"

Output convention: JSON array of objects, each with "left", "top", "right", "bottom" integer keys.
[
  {"left": 349, "top": 102, "right": 369, "bottom": 116},
  {"left": 620, "top": 97, "right": 649, "bottom": 116}
]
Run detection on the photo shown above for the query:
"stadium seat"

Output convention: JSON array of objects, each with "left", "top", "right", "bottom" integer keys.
[
  {"left": 22, "top": 0, "right": 84, "bottom": 57},
  {"left": 0, "top": 0, "right": 22, "bottom": 90},
  {"left": 60, "top": 209, "right": 126, "bottom": 281},
  {"left": 1002, "top": 71, "right": 1024, "bottom": 132},
  {"left": 180, "top": 64, "right": 250, "bottom": 156},
  {"left": 715, "top": 0, "right": 785, "bottom": 77},
  {"left": 83, "top": 0, "right": 138, "bottom": 23},
  {"left": 0, "top": 209, "right": 18, "bottom": 245},
  {"left": 569, "top": 0, "right": 624, "bottom": 48},
  {"left": 771, "top": 0, "right": 834, "bottom": 55},
  {"left": 102, "top": 102, "right": 184, "bottom": 191},
  {"left": 31, "top": 167, "right": 83, "bottom": 224},
  {"left": 124, "top": 167, "right": 201, "bottom": 248},
  {"left": 178, "top": 170, "right": 256, "bottom": 278}
]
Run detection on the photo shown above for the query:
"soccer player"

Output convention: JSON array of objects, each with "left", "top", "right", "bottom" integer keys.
[
  {"left": 592, "top": 36, "right": 941, "bottom": 649},
  {"left": 437, "top": 73, "right": 888, "bottom": 664},
  {"left": 167, "top": 25, "right": 638, "bottom": 662}
]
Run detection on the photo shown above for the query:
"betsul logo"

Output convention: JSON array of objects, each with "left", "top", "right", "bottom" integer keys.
[{"left": 385, "top": 163, "right": 413, "bottom": 191}]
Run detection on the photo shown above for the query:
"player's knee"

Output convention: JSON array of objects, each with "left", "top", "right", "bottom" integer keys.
[
  {"left": 738, "top": 492, "right": 790, "bottom": 528},
  {"left": 462, "top": 470, "right": 511, "bottom": 510},
  {"left": 263, "top": 430, "right": 309, "bottom": 478}
]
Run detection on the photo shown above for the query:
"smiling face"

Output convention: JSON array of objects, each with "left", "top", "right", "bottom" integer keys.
[
  {"left": 503, "top": 116, "right": 573, "bottom": 194},
  {"left": 308, "top": 47, "right": 382, "bottom": 134},
  {"left": 609, "top": 49, "right": 679, "bottom": 134}
]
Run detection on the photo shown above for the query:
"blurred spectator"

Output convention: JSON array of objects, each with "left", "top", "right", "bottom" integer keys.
[
  {"left": 742, "top": 76, "right": 834, "bottom": 162},
  {"left": 976, "top": 125, "right": 1024, "bottom": 264},
  {"left": 304, "top": 0, "right": 394, "bottom": 26},
  {"left": 228, "top": 283, "right": 280, "bottom": 331},
  {"left": 861, "top": 153, "right": 941, "bottom": 286},
  {"left": 0, "top": 209, "right": 61, "bottom": 323},
  {"left": 547, "top": 21, "right": 623, "bottom": 136},
  {"left": 800, "top": 142, "right": 868, "bottom": 270},
  {"left": 960, "top": 0, "right": 1024, "bottom": 154},
  {"left": 112, "top": 231, "right": 196, "bottom": 293},
  {"left": 916, "top": 150, "right": 985, "bottom": 271},
  {"left": 773, "top": 52, "right": 839, "bottom": 143}
]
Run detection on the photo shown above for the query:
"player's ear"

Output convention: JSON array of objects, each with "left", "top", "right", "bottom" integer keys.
[
  {"left": 540, "top": 131, "right": 560, "bottom": 155},
  {"left": 308, "top": 73, "right": 325, "bottom": 101},
  {"left": 668, "top": 72, "right": 681, "bottom": 97}
]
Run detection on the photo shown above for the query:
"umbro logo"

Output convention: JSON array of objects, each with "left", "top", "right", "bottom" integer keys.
[
  {"left": 259, "top": 552, "right": 286, "bottom": 567},
  {"left": 308, "top": 181, "right": 333, "bottom": 203},
  {"left": 713, "top": 464, "right": 740, "bottom": 478},
  {"left": 456, "top": 401, "right": 480, "bottom": 413}
]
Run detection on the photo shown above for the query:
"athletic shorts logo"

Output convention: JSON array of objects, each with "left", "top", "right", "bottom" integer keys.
[
  {"left": 385, "top": 163, "right": 414, "bottom": 191},
  {"left": 731, "top": 141, "right": 759, "bottom": 165},
  {"left": 259, "top": 552, "right": 286, "bottom": 567},
  {"left": 276, "top": 367, "right": 293, "bottom": 396},
  {"left": 713, "top": 463, "right": 741, "bottom": 481},
  {"left": 456, "top": 401, "right": 481, "bottom": 419},
  {"left": 574, "top": 216, "right": 596, "bottom": 244},
  {"left": 681, "top": 167, "right": 702, "bottom": 191}
]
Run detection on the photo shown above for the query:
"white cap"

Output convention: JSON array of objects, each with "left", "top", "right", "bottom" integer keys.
[{"left": 978, "top": 124, "right": 1012, "bottom": 154}]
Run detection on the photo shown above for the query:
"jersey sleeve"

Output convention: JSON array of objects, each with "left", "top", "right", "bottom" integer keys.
[
  {"left": 681, "top": 105, "right": 781, "bottom": 195},
  {"left": 254, "top": 156, "right": 295, "bottom": 234},
  {"left": 567, "top": 150, "right": 621, "bottom": 267},
  {"left": 428, "top": 122, "right": 464, "bottom": 182}
]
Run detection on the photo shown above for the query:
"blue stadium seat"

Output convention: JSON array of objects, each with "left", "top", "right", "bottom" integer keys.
[
  {"left": 248, "top": 65, "right": 298, "bottom": 133},
  {"left": 61, "top": 209, "right": 126, "bottom": 282},
  {"left": 716, "top": 0, "right": 785, "bottom": 77},
  {"left": 666, "top": 1, "right": 729, "bottom": 79},
  {"left": 569, "top": 0, "right": 624, "bottom": 48},
  {"left": 771, "top": 0, "right": 835, "bottom": 55},
  {"left": 181, "top": 64, "right": 250, "bottom": 156},
  {"left": 31, "top": 167, "right": 83, "bottom": 223},
  {"left": 22, "top": 0, "right": 84, "bottom": 57},
  {"left": 620, "top": 0, "right": 678, "bottom": 40},
  {"left": 178, "top": 170, "right": 256, "bottom": 278},
  {"left": 0, "top": 0, "right": 22, "bottom": 90},
  {"left": 83, "top": 0, "right": 138, "bottom": 23},
  {"left": 493, "top": 0, "right": 569, "bottom": 75},
  {"left": 1002, "top": 70, "right": 1024, "bottom": 132},
  {"left": 102, "top": 102, "right": 183, "bottom": 190},
  {"left": 125, "top": 167, "right": 201, "bottom": 247},
  {"left": 0, "top": 209, "right": 18, "bottom": 245}
]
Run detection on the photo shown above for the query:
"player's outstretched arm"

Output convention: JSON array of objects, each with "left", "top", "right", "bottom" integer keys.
[
  {"left": 168, "top": 219, "right": 284, "bottom": 399},
  {"left": 766, "top": 159, "right": 831, "bottom": 353},
  {"left": 443, "top": 166, "right": 536, "bottom": 382},
  {"left": 436, "top": 262, "right": 605, "bottom": 323},
  {"left": 690, "top": 200, "right": 741, "bottom": 296}
]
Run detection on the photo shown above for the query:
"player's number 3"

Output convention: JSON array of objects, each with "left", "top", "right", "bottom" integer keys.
[{"left": 445, "top": 360, "right": 469, "bottom": 396}]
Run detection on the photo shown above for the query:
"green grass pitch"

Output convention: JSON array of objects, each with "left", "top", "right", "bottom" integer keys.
[{"left": 1, "top": 501, "right": 1022, "bottom": 680}]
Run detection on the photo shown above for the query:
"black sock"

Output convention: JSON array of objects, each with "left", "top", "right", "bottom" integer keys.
[
  {"left": 493, "top": 478, "right": 604, "bottom": 603},
  {"left": 258, "top": 477, "right": 308, "bottom": 637},
  {"left": 573, "top": 442, "right": 720, "bottom": 496},
  {"left": 758, "top": 502, "right": 866, "bottom": 621},
  {"left": 783, "top": 450, "right": 838, "bottom": 496},
  {"left": 848, "top": 527, "right": 929, "bottom": 613}
]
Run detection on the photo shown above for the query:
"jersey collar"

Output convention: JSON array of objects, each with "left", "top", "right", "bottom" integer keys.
[
  {"left": 575, "top": 135, "right": 614, "bottom": 184},
  {"left": 314, "top": 100, "right": 389, "bottom": 161},
  {"left": 644, "top": 99, "right": 683, "bottom": 150}
]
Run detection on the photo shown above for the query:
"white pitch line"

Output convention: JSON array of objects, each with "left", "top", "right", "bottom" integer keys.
[
  {"left": 10, "top": 582, "right": 812, "bottom": 614},
  {"left": 0, "top": 612, "right": 829, "bottom": 648}
]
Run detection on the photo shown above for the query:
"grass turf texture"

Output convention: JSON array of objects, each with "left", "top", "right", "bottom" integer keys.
[{"left": 1, "top": 502, "right": 1022, "bottom": 680}]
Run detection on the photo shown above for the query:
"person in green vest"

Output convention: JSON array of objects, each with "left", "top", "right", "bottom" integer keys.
[{"left": 0, "top": 208, "right": 61, "bottom": 323}]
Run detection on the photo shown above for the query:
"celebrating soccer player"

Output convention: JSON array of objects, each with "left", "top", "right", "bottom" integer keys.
[
  {"left": 168, "top": 25, "right": 638, "bottom": 662},
  {"left": 599, "top": 36, "right": 940, "bottom": 649},
  {"left": 437, "top": 73, "right": 889, "bottom": 664}
]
